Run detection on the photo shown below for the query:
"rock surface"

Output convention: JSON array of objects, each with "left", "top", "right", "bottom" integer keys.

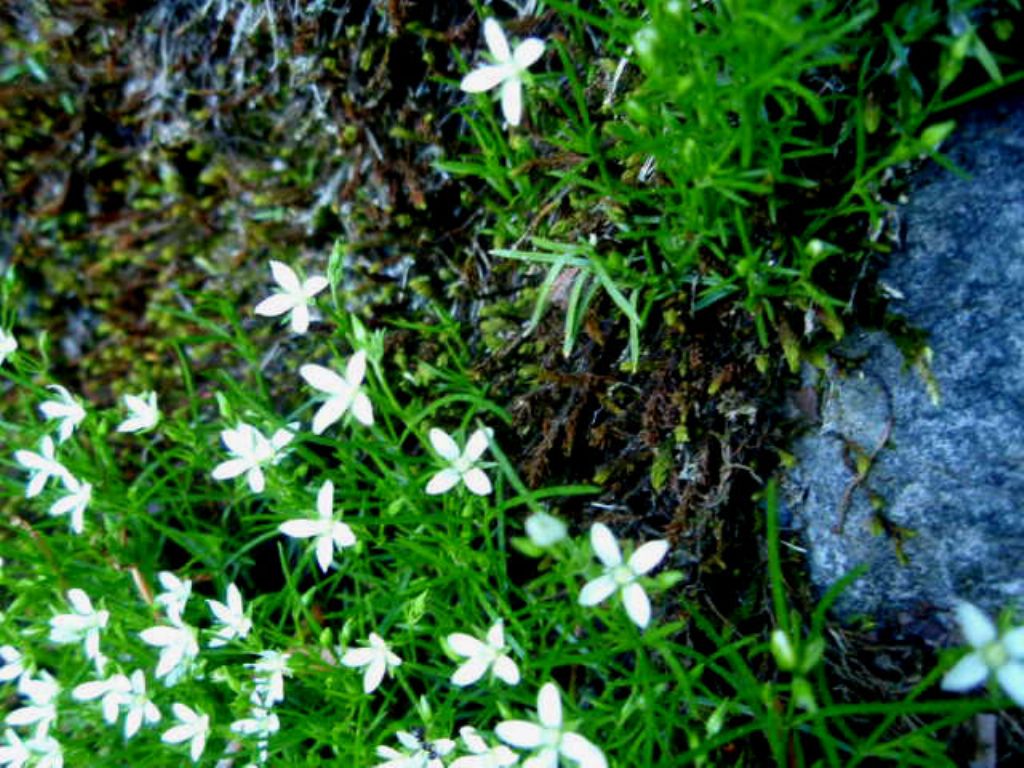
[{"left": 784, "top": 95, "right": 1024, "bottom": 625}]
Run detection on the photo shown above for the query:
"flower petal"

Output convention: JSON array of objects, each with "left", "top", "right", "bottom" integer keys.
[
  {"left": 315, "top": 535, "right": 334, "bottom": 572},
  {"left": 500, "top": 79, "right": 523, "bottom": 126},
  {"left": 303, "top": 275, "right": 328, "bottom": 297},
  {"left": 997, "top": 661, "right": 1024, "bottom": 706},
  {"left": 351, "top": 392, "right": 374, "bottom": 427},
  {"left": 363, "top": 659, "right": 386, "bottom": 693},
  {"left": 578, "top": 575, "right": 617, "bottom": 607},
  {"left": 560, "top": 733, "right": 608, "bottom": 768},
  {"left": 447, "top": 633, "right": 486, "bottom": 658},
  {"left": 300, "top": 364, "right": 347, "bottom": 395},
  {"left": 253, "top": 294, "right": 293, "bottom": 318},
  {"left": 590, "top": 523, "right": 622, "bottom": 567},
  {"left": 629, "top": 539, "right": 669, "bottom": 575},
  {"left": 269, "top": 261, "right": 300, "bottom": 293},
  {"left": 464, "top": 429, "right": 490, "bottom": 461},
  {"left": 341, "top": 648, "right": 375, "bottom": 668},
  {"left": 345, "top": 350, "right": 367, "bottom": 386},
  {"left": 513, "top": 38, "right": 545, "bottom": 69},
  {"left": 429, "top": 428, "right": 460, "bottom": 460},
  {"left": 537, "top": 682, "right": 562, "bottom": 728},
  {"left": 279, "top": 519, "right": 322, "bottom": 538},
  {"left": 290, "top": 303, "right": 311, "bottom": 334},
  {"left": 312, "top": 398, "right": 348, "bottom": 435},
  {"left": 622, "top": 582, "right": 652, "bottom": 628},
  {"left": 461, "top": 65, "right": 508, "bottom": 93},
  {"left": 493, "top": 655, "right": 520, "bottom": 686},
  {"left": 463, "top": 467, "right": 493, "bottom": 496},
  {"left": 955, "top": 602, "right": 997, "bottom": 648},
  {"left": 451, "top": 656, "right": 488, "bottom": 687},
  {"left": 495, "top": 720, "right": 543, "bottom": 749},
  {"left": 1005, "top": 627, "right": 1024, "bottom": 658},
  {"left": 212, "top": 459, "right": 249, "bottom": 480},
  {"left": 941, "top": 651, "right": 988, "bottom": 692},
  {"left": 426, "top": 468, "right": 460, "bottom": 495},
  {"left": 483, "top": 18, "right": 511, "bottom": 62}
]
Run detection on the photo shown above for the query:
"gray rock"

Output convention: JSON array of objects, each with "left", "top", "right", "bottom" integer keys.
[{"left": 784, "top": 95, "right": 1024, "bottom": 624}]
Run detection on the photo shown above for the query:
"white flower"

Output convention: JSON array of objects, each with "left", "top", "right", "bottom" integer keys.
[
  {"left": 341, "top": 632, "right": 402, "bottom": 694},
  {"left": 48, "top": 475, "right": 91, "bottom": 535},
  {"left": 253, "top": 260, "right": 328, "bottom": 334},
  {"left": 452, "top": 726, "right": 519, "bottom": 768},
  {"left": 13, "top": 437, "right": 70, "bottom": 498},
  {"left": 941, "top": 601, "right": 1024, "bottom": 706},
  {"left": 49, "top": 589, "right": 109, "bottom": 669},
  {"left": 116, "top": 391, "right": 160, "bottom": 433},
  {"left": 207, "top": 583, "right": 252, "bottom": 648},
  {"left": 72, "top": 672, "right": 132, "bottom": 726},
  {"left": 376, "top": 730, "right": 455, "bottom": 768},
  {"left": 246, "top": 650, "right": 291, "bottom": 707},
  {"left": 279, "top": 480, "right": 356, "bottom": 572},
  {"left": 38, "top": 385, "right": 85, "bottom": 443},
  {"left": 25, "top": 733, "right": 61, "bottom": 768},
  {"left": 5, "top": 672, "right": 60, "bottom": 737},
  {"left": 0, "top": 729, "right": 28, "bottom": 768},
  {"left": 525, "top": 512, "right": 568, "bottom": 548},
  {"left": 495, "top": 682, "right": 606, "bottom": 768},
  {"left": 425, "top": 427, "right": 492, "bottom": 496},
  {"left": 448, "top": 619, "right": 520, "bottom": 687},
  {"left": 120, "top": 670, "right": 161, "bottom": 738},
  {"left": 460, "top": 17, "right": 545, "bottom": 127},
  {"left": 0, "top": 329, "right": 16, "bottom": 368},
  {"left": 230, "top": 707, "right": 279, "bottom": 764},
  {"left": 578, "top": 523, "right": 669, "bottom": 629},
  {"left": 0, "top": 729, "right": 61, "bottom": 768},
  {"left": 154, "top": 571, "right": 192, "bottom": 623},
  {"left": 0, "top": 647, "right": 27, "bottom": 685},
  {"left": 211, "top": 422, "right": 294, "bottom": 494},
  {"left": 162, "top": 703, "right": 210, "bottom": 762},
  {"left": 139, "top": 619, "right": 199, "bottom": 686},
  {"left": 299, "top": 350, "right": 374, "bottom": 433}
]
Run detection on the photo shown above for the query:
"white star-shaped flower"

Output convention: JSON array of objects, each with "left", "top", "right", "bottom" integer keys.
[
  {"left": 211, "top": 422, "right": 294, "bottom": 494},
  {"left": 139, "top": 618, "right": 199, "bottom": 686},
  {"left": 161, "top": 702, "right": 210, "bottom": 762},
  {"left": 299, "top": 350, "right": 374, "bottom": 434},
  {"left": 376, "top": 730, "right": 455, "bottom": 768},
  {"left": 13, "top": 436, "right": 71, "bottom": 498},
  {"left": 279, "top": 480, "right": 356, "bottom": 573},
  {"left": 0, "top": 329, "right": 16, "bottom": 368},
  {"left": 206, "top": 583, "right": 252, "bottom": 648},
  {"left": 38, "top": 385, "right": 86, "bottom": 443},
  {"left": 941, "top": 601, "right": 1024, "bottom": 706},
  {"left": 72, "top": 672, "right": 132, "bottom": 727},
  {"left": 48, "top": 475, "right": 91, "bottom": 535},
  {"left": 253, "top": 260, "right": 328, "bottom": 334},
  {"left": 578, "top": 523, "right": 669, "bottom": 629},
  {"left": 49, "top": 589, "right": 109, "bottom": 670},
  {"left": 154, "top": 571, "right": 192, "bottom": 624},
  {"left": 495, "top": 682, "right": 607, "bottom": 768},
  {"left": 448, "top": 619, "right": 520, "bottom": 687},
  {"left": 246, "top": 650, "right": 291, "bottom": 707},
  {"left": 5, "top": 672, "right": 60, "bottom": 737},
  {"left": 116, "top": 391, "right": 160, "bottom": 434},
  {"left": 229, "top": 706, "right": 278, "bottom": 764},
  {"left": 460, "top": 17, "right": 545, "bottom": 127},
  {"left": 341, "top": 632, "right": 402, "bottom": 694},
  {"left": 0, "top": 728, "right": 29, "bottom": 767},
  {"left": 452, "top": 726, "right": 519, "bottom": 768},
  {"left": 425, "top": 427, "right": 493, "bottom": 496},
  {"left": 118, "top": 670, "right": 162, "bottom": 739}
]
